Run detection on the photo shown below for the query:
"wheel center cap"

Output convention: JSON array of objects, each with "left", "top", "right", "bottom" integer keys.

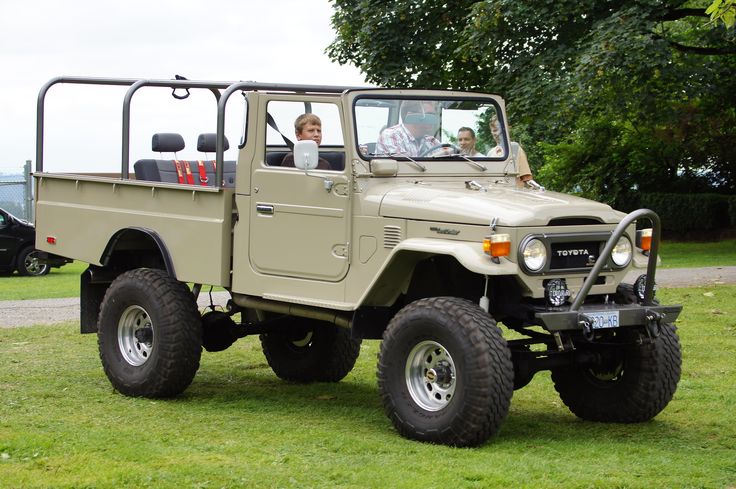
[
  {"left": 134, "top": 327, "right": 153, "bottom": 344},
  {"left": 425, "top": 369, "right": 438, "bottom": 383}
]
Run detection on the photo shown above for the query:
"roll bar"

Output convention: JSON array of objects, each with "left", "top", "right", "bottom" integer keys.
[{"left": 36, "top": 76, "right": 363, "bottom": 185}]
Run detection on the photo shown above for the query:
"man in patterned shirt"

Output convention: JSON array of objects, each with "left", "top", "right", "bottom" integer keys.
[{"left": 375, "top": 100, "right": 442, "bottom": 157}]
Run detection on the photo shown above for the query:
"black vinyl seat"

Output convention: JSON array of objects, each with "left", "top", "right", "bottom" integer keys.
[
  {"left": 265, "top": 150, "right": 345, "bottom": 171},
  {"left": 133, "top": 133, "right": 236, "bottom": 187}
]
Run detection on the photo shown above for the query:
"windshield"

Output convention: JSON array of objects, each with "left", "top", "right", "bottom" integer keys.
[{"left": 354, "top": 96, "right": 508, "bottom": 160}]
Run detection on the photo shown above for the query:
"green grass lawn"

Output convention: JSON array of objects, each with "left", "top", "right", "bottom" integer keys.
[
  {"left": 0, "top": 239, "right": 734, "bottom": 301},
  {"left": 1, "top": 286, "right": 735, "bottom": 488},
  {"left": 658, "top": 239, "right": 736, "bottom": 268},
  {"left": 0, "top": 261, "right": 86, "bottom": 300}
]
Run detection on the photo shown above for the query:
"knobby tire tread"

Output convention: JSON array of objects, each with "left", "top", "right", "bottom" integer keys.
[
  {"left": 378, "top": 296, "right": 514, "bottom": 447},
  {"left": 98, "top": 268, "right": 202, "bottom": 398}
]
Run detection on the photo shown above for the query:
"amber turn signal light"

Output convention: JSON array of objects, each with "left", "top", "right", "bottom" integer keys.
[
  {"left": 483, "top": 234, "right": 511, "bottom": 257},
  {"left": 636, "top": 228, "right": 652, "bottom": 251}
]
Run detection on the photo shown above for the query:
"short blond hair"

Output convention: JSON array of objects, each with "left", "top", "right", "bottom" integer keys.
[{"left": 295, "top": 113, "right": 322, "bottom": 133}]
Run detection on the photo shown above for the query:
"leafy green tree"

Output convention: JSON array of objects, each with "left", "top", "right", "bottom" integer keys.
[
  {"left": 707, "top": 0, "right": 736, "bottom": 27},
  {"left": 329, "top": 0, "right": 736, "bottom": 203}
]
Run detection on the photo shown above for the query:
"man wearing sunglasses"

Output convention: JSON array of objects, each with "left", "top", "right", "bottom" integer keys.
[{"left": 375, "top": 100, "right": 443, "bottom": 157}]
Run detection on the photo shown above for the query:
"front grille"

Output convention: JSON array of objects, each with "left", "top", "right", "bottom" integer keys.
[
  {"left": 550, "top": 241, "right": 601, "bottom": 270},
  {"left": 519, "top": 231, "right": 616, "bottom": 274}
]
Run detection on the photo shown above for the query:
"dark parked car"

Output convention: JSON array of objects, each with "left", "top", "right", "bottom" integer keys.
[{"left": 0, "top": 208, "right": 70, "bottom": 276}]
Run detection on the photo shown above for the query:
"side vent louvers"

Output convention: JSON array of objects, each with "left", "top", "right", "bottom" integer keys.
[{"left": 383, "top": 225, "right": 402, "bottom": 249}]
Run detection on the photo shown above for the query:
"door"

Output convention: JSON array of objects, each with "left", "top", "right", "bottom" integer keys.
[
  {"left": 0, "top": 210, "right": 20, "bottom": 268},
  {"left": 249, "top": 99, "right": 351, "bottom": 282}
]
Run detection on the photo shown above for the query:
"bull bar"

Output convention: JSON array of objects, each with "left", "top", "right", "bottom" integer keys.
[{"left": 534, "top": 209, "right": 683, "bottom": 333}]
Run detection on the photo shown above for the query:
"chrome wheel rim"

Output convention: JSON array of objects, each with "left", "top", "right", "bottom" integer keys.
[
  {"left": 405, "top": 340, "right": 457, "bottom": 412},
  {"left": 118, "top": 305, "right": 154, "bottom": 366},
  {"left": 24, "top": 252, "right": 48, "bottom": 275}
]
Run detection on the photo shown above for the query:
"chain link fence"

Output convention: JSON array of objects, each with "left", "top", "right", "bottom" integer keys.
[{"left": 0, "top": 160, "right": 33, "bottom": 221}]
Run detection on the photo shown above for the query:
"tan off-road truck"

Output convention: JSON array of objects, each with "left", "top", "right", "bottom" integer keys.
[{"left": 34, "top": 77, "right": 682, "bottom": 447}]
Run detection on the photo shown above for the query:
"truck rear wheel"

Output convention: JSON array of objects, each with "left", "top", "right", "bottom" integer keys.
[
  {"left": 260, "top": 318, "right": 361, "bottom": 382},
  {"left": 551, "top": 323, "right": 681, "bottom": 422},
  {"left": 378, "top": 297, "right": 514, "bottom": 447},
  {"left": 97, "top": 268, "right": 202, "bottom": 397}
]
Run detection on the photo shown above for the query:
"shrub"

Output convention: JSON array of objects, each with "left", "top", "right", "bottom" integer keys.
[{"left": 629, "top": 193, "right": 732, "bottom": 233}]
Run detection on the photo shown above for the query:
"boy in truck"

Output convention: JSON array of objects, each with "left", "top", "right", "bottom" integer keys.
[{"left": 280, "top": 113, "right": 331, "bottom": 170}]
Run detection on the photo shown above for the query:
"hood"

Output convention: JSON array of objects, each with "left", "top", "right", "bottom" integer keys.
[{"left": 378, "top": 183, "right": 624, "bottom": 226}]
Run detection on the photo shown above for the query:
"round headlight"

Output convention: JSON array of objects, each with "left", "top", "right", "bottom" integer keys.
[
  {"left": 611, "top": 236, "right": 632, "bottom": 267},
  {"left": 522, "top": 238, "right": 547, "bottom": 272}
]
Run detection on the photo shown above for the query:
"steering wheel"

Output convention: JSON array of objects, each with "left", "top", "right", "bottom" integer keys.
[{"left": 418, "top": 143, "right": 461, "bottom": 157}]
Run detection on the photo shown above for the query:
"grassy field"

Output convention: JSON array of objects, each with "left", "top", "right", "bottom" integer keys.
[
  {"left": 0, "top": 239, "right": 734, "bottom": 301},
  {"left": 658, "top": 239, "right": 736, "bottom": 268},
  {"left": 1, "top": 286, "right": 735, "bottom": 488},
  {"left": 0, "top": 261, "right": 87, "bottom": 300}
]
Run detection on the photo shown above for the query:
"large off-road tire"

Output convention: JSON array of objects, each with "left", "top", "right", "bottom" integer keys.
[
  {"left": 17, "top": 247, "right": 50, "bottom": 276},
  {"left": 260, "top": 318, "right": 361, "bottom": 383},
  {"left": 551, "top": 322, "right": 681, "bottom": 422},
  {"left": 378, "top": 297, "right": 514, "bottom": 447},
  {"left": 97, "top": 268, "right": 202, "bottom": 398}
]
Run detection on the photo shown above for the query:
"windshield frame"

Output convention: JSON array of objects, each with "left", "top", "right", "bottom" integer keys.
[{"left": 351, "top": 93, "right": 511, "bottom": 165}]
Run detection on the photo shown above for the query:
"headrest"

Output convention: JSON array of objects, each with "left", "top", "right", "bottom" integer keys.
[
  {"left": 197, "top": 133, "right": 230, "bottom": 153},
  {"left": 152, "top": 133, "right": 185, "bottom": 153}
]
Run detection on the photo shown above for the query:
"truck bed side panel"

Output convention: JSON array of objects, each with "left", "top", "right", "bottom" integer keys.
[{"left": 34, "top": 174, "right": 233, "bottom": 286}]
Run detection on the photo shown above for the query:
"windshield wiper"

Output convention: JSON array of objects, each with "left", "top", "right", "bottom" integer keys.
[
  {"left": 387, "top": 153, "right": 426, "bottom": 172},
  {"left": 457, "top": 154, "right": 487, "bottom": 171},
  {"left": 432, "top": 152, "right": 487, "bottom": 171}
]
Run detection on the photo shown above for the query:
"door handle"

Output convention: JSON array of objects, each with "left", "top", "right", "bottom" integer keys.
[{"left": 256, "top": 204, "right": 274, "bottom": 215}]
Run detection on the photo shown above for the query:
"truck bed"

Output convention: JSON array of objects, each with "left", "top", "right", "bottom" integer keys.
[{"left": 34, "top": 173, "right": 234, "bottom": 287}]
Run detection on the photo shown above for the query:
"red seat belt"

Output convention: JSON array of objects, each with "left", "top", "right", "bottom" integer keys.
[
  {"left": 197, "top": 160, "right": 209, "bottom": 185},
  {"left": 182, "top": 161, "right": 195, "bottom": 185},
  {"left": 174, "top": 160, "right": 185, "bottom": 184}
]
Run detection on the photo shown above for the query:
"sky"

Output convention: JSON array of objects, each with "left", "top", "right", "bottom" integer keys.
[{"left": 0, "top": 0, "right": 367, "bottom": 173}]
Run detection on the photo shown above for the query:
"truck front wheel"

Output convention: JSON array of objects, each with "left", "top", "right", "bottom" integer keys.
[
  {"left": 97, "top": 268, "right": 203, "bottom": 397},
  {"left": 378, "top": 297, "right": 514, "bottom": 447},
  {"left": 260, "top": 318, "right": 361, "bottom": 383},
  {"left": 551, "top": 323, "right": 681, "bottom": 422}
]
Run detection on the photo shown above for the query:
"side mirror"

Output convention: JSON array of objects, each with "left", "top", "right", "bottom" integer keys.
[
  {"left": 370, "top": 159, "right": 398, "bottom": 177},
  {"left": 292, "top": 140, "right": 319, "bottom": 170}
]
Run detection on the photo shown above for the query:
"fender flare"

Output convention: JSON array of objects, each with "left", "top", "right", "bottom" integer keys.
[
  {"left": 358, "top": 238, "right": 518, "bottom": 307},
  {"left": 100, "top": 227, "right": 176, "bottom": 277}
]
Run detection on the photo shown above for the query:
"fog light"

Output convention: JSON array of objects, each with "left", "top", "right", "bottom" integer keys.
[
  {"left": 545, "top": 278, "right": 570, "bottom": 307},
  {"left": 634, "top": 274, "right": 657, "bottom": 301}
]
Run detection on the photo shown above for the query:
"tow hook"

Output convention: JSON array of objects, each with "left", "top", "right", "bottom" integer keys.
[
  {"left": 645, "top": 311, "right": 664, "bottom": 339},
  {"left": 579, "top": 315, "right": 595, "bottom": 342}
]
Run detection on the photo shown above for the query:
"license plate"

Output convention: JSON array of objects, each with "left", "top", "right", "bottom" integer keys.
[{"left": 588, "top": 310, "right": 620, "bottom": 329}]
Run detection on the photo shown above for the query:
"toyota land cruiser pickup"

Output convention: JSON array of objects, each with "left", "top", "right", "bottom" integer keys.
[{"left": 33, "top": 76, "right": 682, "bottom": 447}]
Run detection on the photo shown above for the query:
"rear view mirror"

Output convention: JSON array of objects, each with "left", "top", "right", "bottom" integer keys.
[{"left": 293, "top": 140, "right": 319, "bottom": 170}]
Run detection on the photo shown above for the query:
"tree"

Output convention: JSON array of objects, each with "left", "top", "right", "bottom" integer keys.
[
  {"left": 707, "top": 0, "right": 736, "bottom": 27},
  {"left": 328, "top": 0, "right": 736, "bottom": 202}
]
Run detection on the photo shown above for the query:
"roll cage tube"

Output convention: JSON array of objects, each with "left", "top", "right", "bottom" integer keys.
[
  {"left": 36, "top": 76, "right": 366, "bottom": 184},
  {"left": 214, "top": 81, "right": 362, "bottom": 187},
  {"left": 36, "top": 76, "right": 226, "bottom": 176}
]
